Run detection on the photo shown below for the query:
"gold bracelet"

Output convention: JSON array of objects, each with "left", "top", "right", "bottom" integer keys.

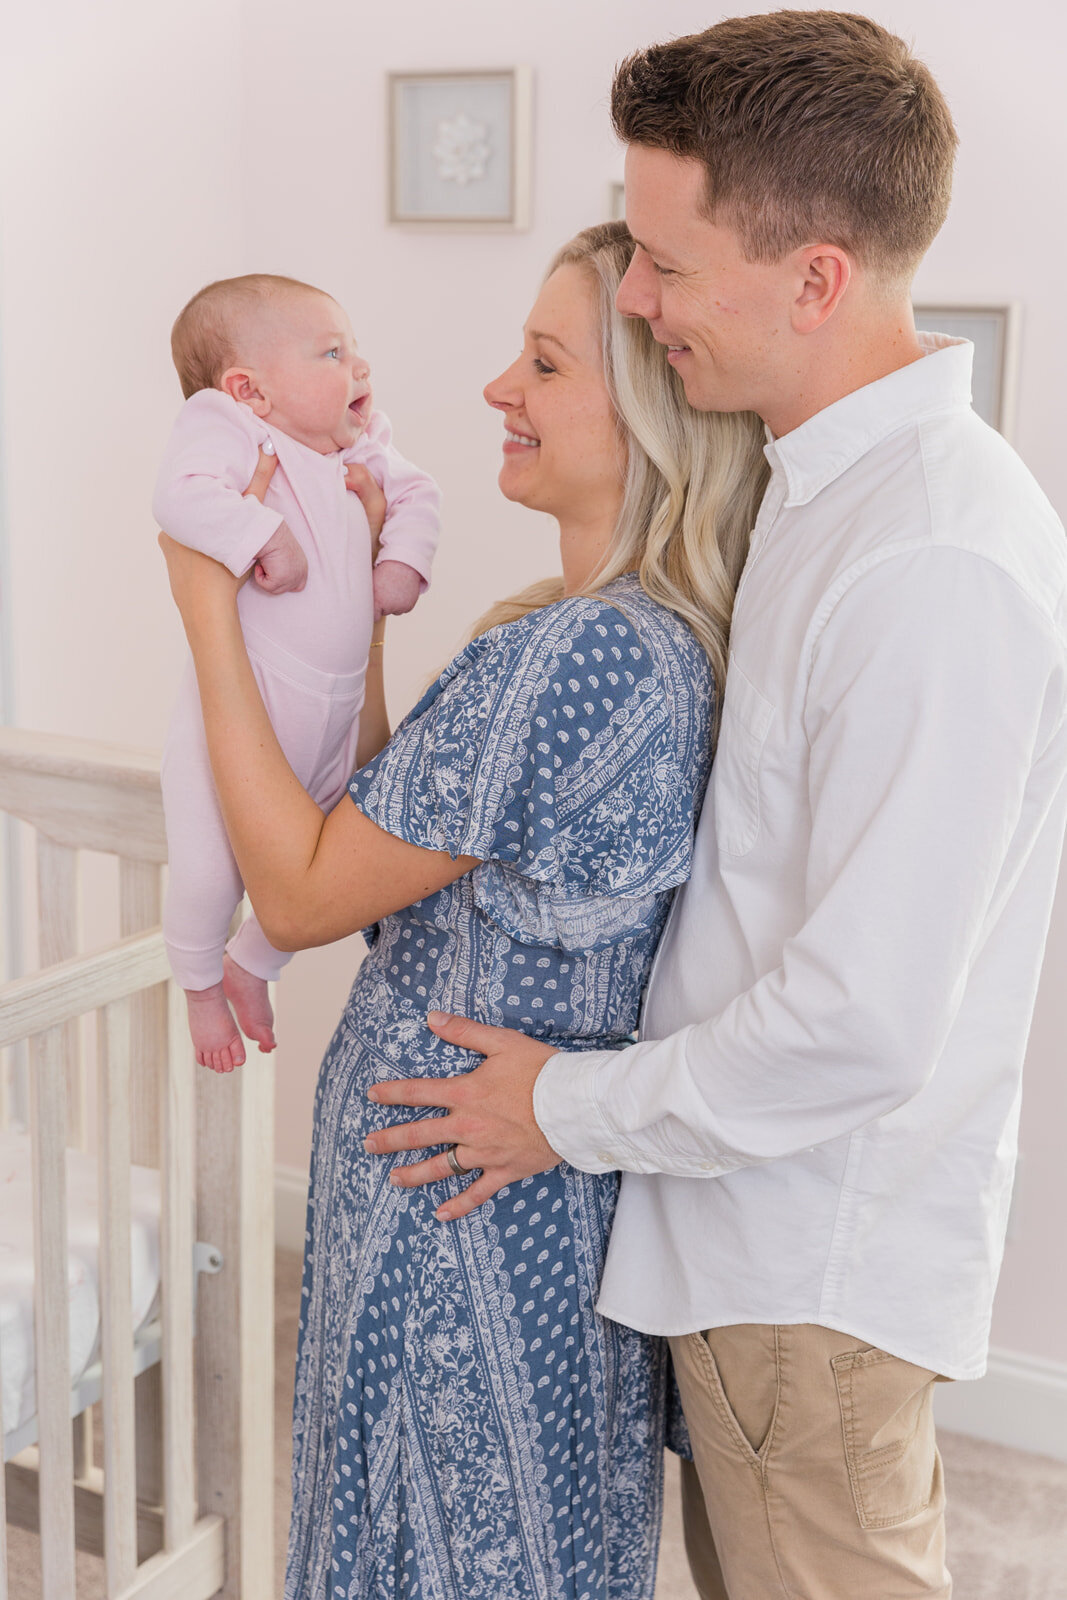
[{"left": 368, "top": 639, "right": 385, "bottom": 650}]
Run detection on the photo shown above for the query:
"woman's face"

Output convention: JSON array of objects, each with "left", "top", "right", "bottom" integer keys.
[{"left": 484, "top": 264, "right": 625, "bottom": 527}]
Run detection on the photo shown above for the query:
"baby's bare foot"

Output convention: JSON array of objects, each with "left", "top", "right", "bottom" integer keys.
[
  {"left": 223, "top": 953, "right": 277, "bottom": 1053},
  {"left": 185, "top": 982, "right": 245, "bottom": 1073}
]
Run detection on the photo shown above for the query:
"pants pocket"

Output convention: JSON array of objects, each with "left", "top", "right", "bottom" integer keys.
[
  {"left": 832, "top": 1346, "right": 939, "bottom": 1529},
  {"left": 686, "top": 1329, "right": 777, "bottom": 1469}
]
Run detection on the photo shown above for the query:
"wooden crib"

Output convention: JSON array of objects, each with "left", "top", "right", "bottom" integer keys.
[{"left": 0, "top": 729, "right": 275, "bottom": 1599}]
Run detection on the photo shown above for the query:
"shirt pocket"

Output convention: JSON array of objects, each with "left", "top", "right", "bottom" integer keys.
[{"left": 713, "top": 655, "right": 774, "bottom": 858}]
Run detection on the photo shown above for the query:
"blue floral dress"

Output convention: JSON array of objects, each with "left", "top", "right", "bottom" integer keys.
[{"left": 286, "top": 576, "right": 712, "bottom": 1600}]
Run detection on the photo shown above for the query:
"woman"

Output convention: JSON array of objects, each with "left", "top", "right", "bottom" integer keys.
[{"left": 161, "top": 221, "right": 767, "bottom": 1599}]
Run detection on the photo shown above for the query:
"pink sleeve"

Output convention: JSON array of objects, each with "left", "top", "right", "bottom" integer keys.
[
  {"left": 347, "top": 411, "right": 442, "bottom": 588},
  {"left": 152, "top": 389, "right": 283, "bottom": 576}
]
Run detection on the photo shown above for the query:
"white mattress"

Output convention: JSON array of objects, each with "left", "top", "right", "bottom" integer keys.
[{"left": 0, "top": 1128, "right": 161, "bottom": 1448}]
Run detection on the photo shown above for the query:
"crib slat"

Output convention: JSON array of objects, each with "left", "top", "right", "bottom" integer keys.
[
  {"left": 35, "top": 836, "right": 77, "bottom": 962},
  {"left": 36, "top": 834, "right": 85, "bottom": 1149},
  {"left": 37, "top": 832, "right": 96, "bottom": 1478},
  {"left": 99, "top": 996, "right": 139, "bottom": 1591},
  {"left": 118, "top": 860, "right": 167, "bottom": 1506},
  {"left": 162, "top": 983, "right": 196, "bottom": 1548},
  {"left": 29, "top": 1023, "right": 77, "bottom": 1599},
  {"left": 195, "top": 1045, "right": 275, "bottom": 1599},
  {"left": 120, "top": 859, "right": 163, "bottom": 1166},
  {"left": 0, "top": 1042, "right": 9, "bottom": 1132}
]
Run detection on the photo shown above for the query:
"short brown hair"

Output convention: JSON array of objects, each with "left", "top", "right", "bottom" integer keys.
[
  {"left": 611, "top": 10, "right": 957, "bottom": 280},
  {"left": 170, "top": 273, "right": 328, "bottom": 399}
]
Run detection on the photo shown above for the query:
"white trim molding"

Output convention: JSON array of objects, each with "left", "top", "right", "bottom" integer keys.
[
  {"left": 934, "top": 1346, "right": 1067, "bottom": 1463},
  {"left": 274, "top": 1164, "right": 310, "bottom": 1255}
]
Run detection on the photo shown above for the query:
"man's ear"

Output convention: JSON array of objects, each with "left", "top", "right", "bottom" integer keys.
[
  {"left": 790, "top": 245, "right": 851, "bottom": 334},
  {"left": 220, "top": 365, "right": 271, "bottom": 417}
]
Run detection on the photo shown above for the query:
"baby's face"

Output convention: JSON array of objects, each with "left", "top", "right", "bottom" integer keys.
[{"left": 246, "top": 292, "right": 372, "bottom": 454}]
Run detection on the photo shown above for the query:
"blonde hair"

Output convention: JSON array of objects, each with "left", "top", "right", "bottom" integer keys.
[
  {"left": 170, "top": 273, "right": 329, "bottom": 399},
  {"left": 471, "top": 221, "right": 768, "bottom": 719}
]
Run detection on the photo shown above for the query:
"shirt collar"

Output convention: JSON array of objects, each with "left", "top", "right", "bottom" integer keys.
[{"left": 764, "top": 333, "right": 974, "bottom": 507}]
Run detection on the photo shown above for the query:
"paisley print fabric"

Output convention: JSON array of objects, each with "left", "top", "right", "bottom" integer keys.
[{"left": 286, "top": 577, "right": 712, "bottom": 1600}]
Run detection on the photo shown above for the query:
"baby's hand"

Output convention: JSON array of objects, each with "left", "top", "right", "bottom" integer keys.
[
  {"left": 345, "top": 463, "right": 387, "bottom": 552},
  {"left": 253, "top": 520, "right": 307, "bottom": 594},
  {"left": 372, "top": 561, "right": 422, "bottom": 620}
]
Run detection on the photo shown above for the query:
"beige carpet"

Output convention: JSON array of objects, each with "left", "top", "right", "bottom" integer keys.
[{"left": 7, "top": 1249, "right": 1067, "bottom": 1596}]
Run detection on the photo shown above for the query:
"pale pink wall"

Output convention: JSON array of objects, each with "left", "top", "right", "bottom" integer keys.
[
  {"left": 0, "top": 1, "right": 247, "bottom": 748},
  {"left": 3, "top": 0, "right": 1064, "bottom": 1360}
]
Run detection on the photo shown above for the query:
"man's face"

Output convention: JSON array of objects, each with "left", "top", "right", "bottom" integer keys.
[{"left": 616, "top": 144, "right": 791, "bottom": 420}]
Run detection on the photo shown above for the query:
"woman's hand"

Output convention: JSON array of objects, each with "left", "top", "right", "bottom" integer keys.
[
  {"left": 345, "top": 463, "right": 387, "bottom": 557},
  {"left": 243, "top": 443, "right": 280, "bottom": 505}
]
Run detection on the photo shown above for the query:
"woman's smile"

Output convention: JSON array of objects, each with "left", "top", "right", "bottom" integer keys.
[{"left": 502, "top": 427, "right": 540, "bottom": 451}]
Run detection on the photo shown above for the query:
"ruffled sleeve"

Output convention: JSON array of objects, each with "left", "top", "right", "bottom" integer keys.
[{"left": 349, "top": 591, "right": 711, "bottom": 944}]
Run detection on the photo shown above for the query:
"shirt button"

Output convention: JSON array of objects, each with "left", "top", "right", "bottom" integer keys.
[
  {"left": 596, "top": 1151, "right": 613, "bottom": 1164},
  {"left": 699, "top": 1161, "right": 718, "bottom": 1173}
]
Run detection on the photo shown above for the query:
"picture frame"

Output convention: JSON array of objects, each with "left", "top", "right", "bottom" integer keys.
[
  {"left": 912, "top": 303, "right": 1020, "bottom": 439},
  {"left": 388, "top": 67, "right": 533, "bottom": 230}
]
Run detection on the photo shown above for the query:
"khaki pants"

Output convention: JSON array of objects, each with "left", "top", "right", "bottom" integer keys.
[{"left": 669, "top": 1324, "right": 951, "bottom": 1600}]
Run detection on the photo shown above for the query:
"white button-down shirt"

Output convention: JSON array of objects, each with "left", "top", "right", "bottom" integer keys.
[{"left": 533, "top": 336, "right": 1067, "bottom": 1379}]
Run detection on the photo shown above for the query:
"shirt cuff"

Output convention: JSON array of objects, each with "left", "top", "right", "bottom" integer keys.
[
  {"left": 532, "top": 1049, "right": 627, "bottom": 1174},
  {"left": 227, "top": 503, "right": 284, "bottom": 578},
  {"left": 375, "top": 537, "right": 434, "bottom": 588}
]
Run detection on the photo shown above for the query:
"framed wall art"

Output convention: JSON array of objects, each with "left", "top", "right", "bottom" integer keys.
[
  {"left": 388, "top": 67, "right": 533, "bottom": 230},
  {"left": 912, "top": 303, "right": 1020, "bottom": 438}
]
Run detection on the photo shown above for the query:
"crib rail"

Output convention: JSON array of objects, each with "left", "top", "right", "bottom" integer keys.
[
  {"left": 0, "top": 932, "right": 169, "bottom": 1047},
  {"left": 0, "top": 728, "right": 273, "bottom": 1600},
  {"left": 0, "top": 727, "right": 167, "bottom": 862}
]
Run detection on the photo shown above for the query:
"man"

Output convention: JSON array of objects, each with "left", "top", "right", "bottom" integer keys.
[{"left": 366, "top": 13, "right": 1067, "bottom": 1596}]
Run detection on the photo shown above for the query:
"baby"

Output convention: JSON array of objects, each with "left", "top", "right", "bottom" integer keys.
[{"left": 154, "top": 273, "right": 441, "bottom": 1071}]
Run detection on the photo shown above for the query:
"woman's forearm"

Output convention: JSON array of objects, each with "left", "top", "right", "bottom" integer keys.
[
  {"left": 184, "top": 594, "right": 332, "bottom": 933},
  {"left": 356, "top": 621, "right": 391, "bottom": 767}
]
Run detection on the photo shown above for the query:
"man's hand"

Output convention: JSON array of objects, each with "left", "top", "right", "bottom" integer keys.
[{"left": 365, "top": 1013, "right": 559, "bottom": 1221}]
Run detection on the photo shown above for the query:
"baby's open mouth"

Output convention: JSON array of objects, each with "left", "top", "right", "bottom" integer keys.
[{"left": 349, "top": 394, "right": 370, "bottom": 420}]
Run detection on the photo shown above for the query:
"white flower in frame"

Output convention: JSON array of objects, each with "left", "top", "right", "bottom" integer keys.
[{"left": 432, "top": 111, "right": 491, "bottom": 186}]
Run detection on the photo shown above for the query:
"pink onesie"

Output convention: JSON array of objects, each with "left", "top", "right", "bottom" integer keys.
[{"left": 153, "top": 388, "right": 441, "bottom": 991}]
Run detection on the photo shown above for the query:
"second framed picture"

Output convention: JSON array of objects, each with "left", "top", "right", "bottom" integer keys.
[
  {"left": 389, "top": 67, "right": 533, "bottom": 230},
  {"left": 912, "top": 304, "right": 1020, "bottom": 438}
]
